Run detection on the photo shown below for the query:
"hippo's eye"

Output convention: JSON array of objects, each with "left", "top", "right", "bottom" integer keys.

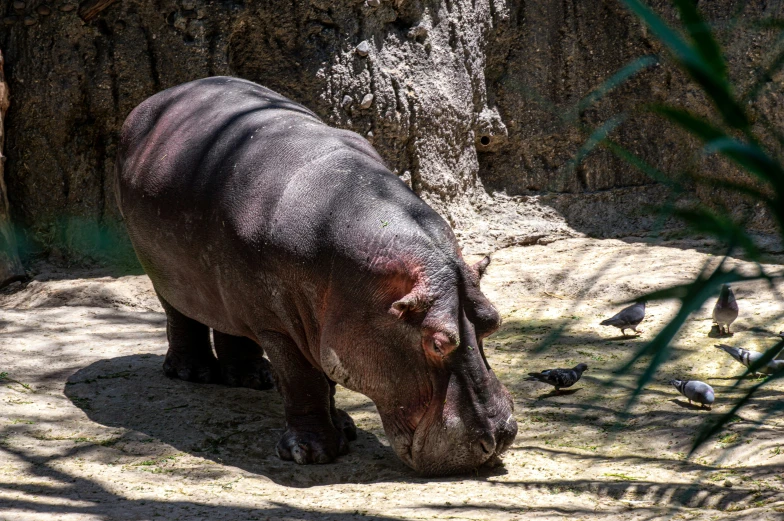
[{"left": 424, "top": 331, "right": 457, "bottom": 360}]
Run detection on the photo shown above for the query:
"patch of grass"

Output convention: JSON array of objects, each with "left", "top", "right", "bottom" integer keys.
[
  {"left": 0, "top": 372, "right": 33, "bottom": 391},
  {"left": 97, "top": 437, "right": 122, "bottom": 447},
  {"left": 577, "top": 350, "right": 607, "bottom": 362},
  {"left": 133, "top": 453, "right": 181, "bottom": 467},
  {"left": 8, "top": 419, "right": 34, "bottom": 425},
  {"left": 603, "top": 472, "right": 638, "bottom": 481},
  {"left": 71, "top": 397, "right": 91, "bottom": 409},
  {"left": 4, "top": 399, "right": 33, "bottom": 405},
  {"left": 67, "top": 371, "right": 135, "bottom": 385},
  {"left": 98, "top": 371, "right": 134, "bottom": 380},
  {"left": 717, "top": 433, "right": 740, "bottom": 445},
  {"left": 527, "top": 413, "right": 557, "bottom": 424}
]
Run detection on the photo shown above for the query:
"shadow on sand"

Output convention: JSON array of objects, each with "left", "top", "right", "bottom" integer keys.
[
  {"left": 669, "top": 398, "right": 711, "bottom": 411},
  {"left": 63, "top": 354, "right": 424, "bottom": 489}
]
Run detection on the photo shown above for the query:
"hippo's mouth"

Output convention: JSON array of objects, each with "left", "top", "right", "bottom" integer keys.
[
  {"left": 409, "top": 399, "right": 499, "bottom": 475},
  {"left": 397, "top": 392, "right": 516, "bottom": 475}
]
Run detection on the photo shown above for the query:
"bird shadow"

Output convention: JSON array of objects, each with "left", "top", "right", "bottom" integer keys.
[
  {"left": 707, "top": 325, "right": 733, "bottom": 338},
  {"left": 537, "top": 388, "right": 582, "bottom": 399},
  {"left": 604, "top": 334, "right": 641, "bottom": 341},
  {"left": 708, "top": 375, "right": 759, "bottom": 381},
  {"left": 670, "top": 399, "right": 711, "bottom": 411},
  {"left": 746, "top": 326, "right": 783, "bottom": 337}
]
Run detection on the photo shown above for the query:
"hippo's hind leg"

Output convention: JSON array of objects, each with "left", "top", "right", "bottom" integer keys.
[
  {"left": 213, "top": 331, "right": 275, "bottom": 390},
  {"left": 157, "top": 292, "right": 220, "bottom": 383},
  {"left": 258, "top": 330, "right": 350, "bottom": 464}
]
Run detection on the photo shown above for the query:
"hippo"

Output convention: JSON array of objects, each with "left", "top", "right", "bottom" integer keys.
[{"left": 114, "top": 76, "right": 517, "bottom": 475}]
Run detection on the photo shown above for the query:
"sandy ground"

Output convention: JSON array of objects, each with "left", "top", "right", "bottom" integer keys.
[{"left": 1, "top": 237, "right": 783, "bottom": 521}]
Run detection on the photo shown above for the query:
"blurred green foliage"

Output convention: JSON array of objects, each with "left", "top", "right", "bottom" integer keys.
[
  {"left": 11, "top": 217, "right": 141, "bottom": 273},
  {"left": 585, "top": 0, "right": 784, "bottom": 453}
]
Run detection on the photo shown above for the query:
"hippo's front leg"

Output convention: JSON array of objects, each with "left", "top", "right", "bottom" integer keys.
[
  {"left": 259, "top": 331, "right": 351, "bottom": 464},
  {"left": 328, "top": 378, "right": 358, "bottom": 442}
]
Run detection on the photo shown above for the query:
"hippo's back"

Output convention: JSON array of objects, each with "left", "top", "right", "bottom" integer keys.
[
  {"left": 117, "top": 76, "right": 386, "bottom": 219},
  {"left": 115, "top": 77, "right": 449, "bottom": 337}
]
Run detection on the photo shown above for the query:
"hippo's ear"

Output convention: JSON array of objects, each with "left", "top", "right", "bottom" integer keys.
[
  {"left": 473, "top": 256, "right": 491, "bottom": 279},
  {"left": 389, "top": 292, "right": 432, "bottom": 319}
]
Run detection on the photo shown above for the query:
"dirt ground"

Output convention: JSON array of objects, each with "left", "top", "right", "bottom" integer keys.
[{"left": 1, "top": 237, "right": 783, "bottom": 521}]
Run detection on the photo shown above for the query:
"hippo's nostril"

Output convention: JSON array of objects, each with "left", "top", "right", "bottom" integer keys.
[{"left": 478, "top": 436, "right": 495, "bottom": 455}]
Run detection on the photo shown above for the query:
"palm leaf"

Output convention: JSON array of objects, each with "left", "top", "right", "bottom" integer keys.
[
  {"left": 672, "top": 207, "right": 762, "bottom": 259},
  {"left": 672, "top": 0, "right": 728, "bottom": 80},
  {"left": 690, "top": 369, "right": 784, "bottom": 455},
  {"left": 704, "top": 138, "right": 784, "bottom": 193},
  {"left": 602, "top": 139, "right": 684, "bottom": 190},
  {"left": 652, "top": 105, "right": 725, "bottom": 141},
  {"left": 742, "top": 46, "right": 784, "bottom": 102},
  {"left": 570, "top": 114, "right": 628, "bottom": 170},
  {"left": 620, "top": 0, "right": 750, "bottom": 132},
  {"left": 573, "top": 56, "right": 658, "bottom": 117}
]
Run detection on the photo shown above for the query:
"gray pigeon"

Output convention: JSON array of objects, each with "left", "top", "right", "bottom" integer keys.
[
  {"left": 525, "top": 363, "right": 588, "bottom": 393},
  {"left": 713, "top": 284, "right": 739, "bottom": 336},
  {"left": 714, "top": 344, "right": 784, "bottom": 377},
  {"left": 670, "top": 379, "right": 715, "bottom": 409},
  {"left": 600, "top": 301, "right": 646, "bottom": 336}
]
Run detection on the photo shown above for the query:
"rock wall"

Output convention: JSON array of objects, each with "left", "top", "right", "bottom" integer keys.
[
  {"left": 0, "top": 49, "right": 25, "bottom": 284},
  {"left": 1, "top": 0, "right": 507, "bottom": 249},
  {"left": 0, "top": 0, "right": 779, "bottom": 264},
  {"left": 482, "top": 0, "right": 781, "bottom": 235}
]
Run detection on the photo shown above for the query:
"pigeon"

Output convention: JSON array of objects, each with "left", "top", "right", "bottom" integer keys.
[
  {"left": 525, "top": 363, "right": 588, "bottom": 393},
  {"left": 670, "top": 379, "right": 715, "bottom": 409},
  {"left": 714, "top": 344, "right": 784, "bottom": 377},
  {"left": 600, "top": 300, "right": 646, "bottom": 336},
  {"left": 712, "top": 284, "right": 739, "bottom": 336}
]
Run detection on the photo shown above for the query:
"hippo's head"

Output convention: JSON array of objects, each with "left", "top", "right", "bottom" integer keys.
[{"left": 321, "top": 255, "right": 517, "bottom": 475}]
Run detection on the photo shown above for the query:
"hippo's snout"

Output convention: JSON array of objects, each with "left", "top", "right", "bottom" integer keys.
[
  {"left": 470, "top": 410, "right": 517, "bottom": 465},
  {"left": 395, "top": 372, "right": 517, "bottom": 476},
  {"left": 491, "top": 410, "right": 518, "bottom": 456}
]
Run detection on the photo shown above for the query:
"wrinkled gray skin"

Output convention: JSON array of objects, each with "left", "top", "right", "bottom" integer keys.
[
  {"left": 670, "top": 379, "right": 714, "bottom": 409},
  {"left": 115, "top": 77, "right": 517, "bottom": 475}
]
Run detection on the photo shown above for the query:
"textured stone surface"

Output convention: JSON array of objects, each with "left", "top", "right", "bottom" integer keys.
[
  {"left": 1, "top": 0, "right": 511, "bottom": 247},
  {"left": 482, "top": 0, "right": 781, "bottom": 233}
]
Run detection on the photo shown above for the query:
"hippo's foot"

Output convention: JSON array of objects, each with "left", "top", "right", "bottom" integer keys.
[
  {"left": 276, "top": 423, "right": 349, "bottom": 464},
  {"left": 163, "top": 350, "right": 221, "bottom": 383},
  {"left": 220, "top": 355, "right": 275, "bottom": 390},
  {"left": 157, "top": 291, "right": 219, "bottom": 384},
  {"left": 331, "top": 407, "right": 358, "bottom": 441}
]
